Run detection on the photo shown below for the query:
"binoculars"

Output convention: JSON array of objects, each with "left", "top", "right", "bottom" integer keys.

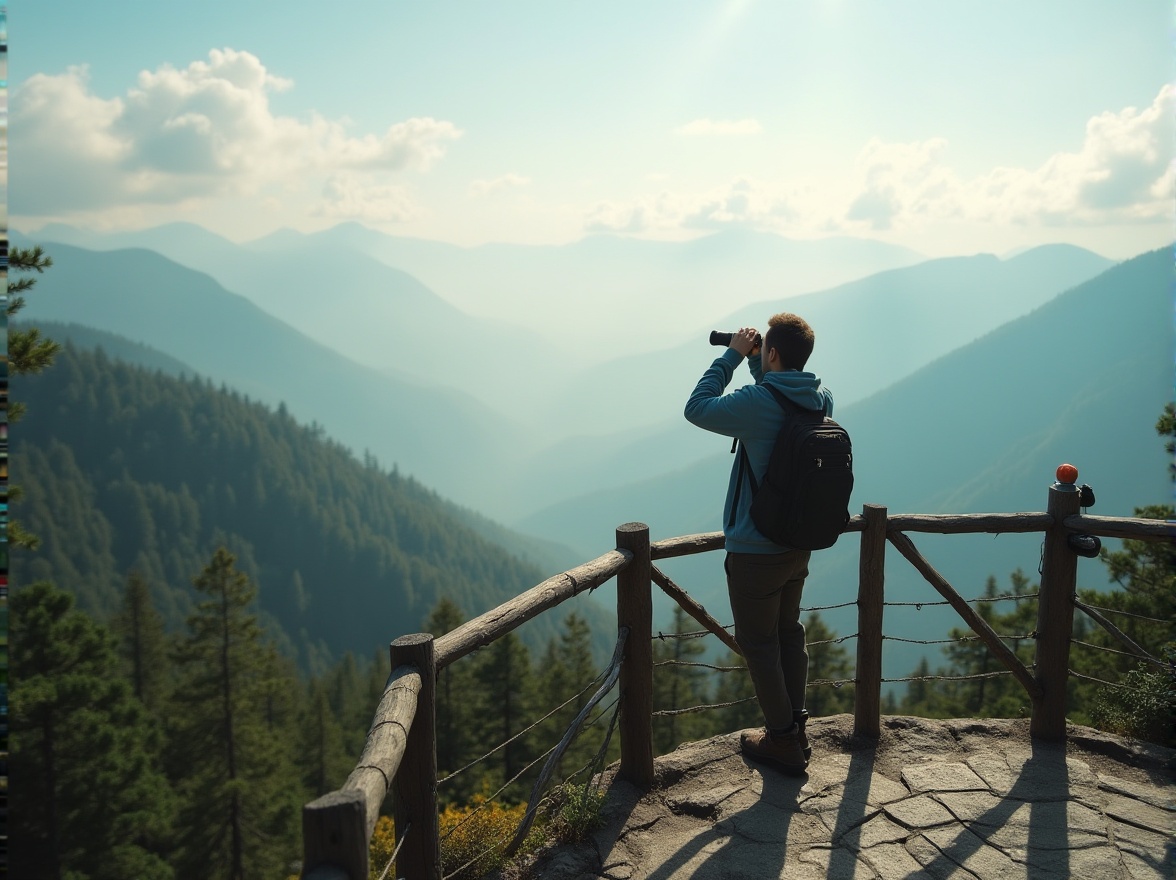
[{"left": 710, "top": 330, "right": 762, "bottom": 347}]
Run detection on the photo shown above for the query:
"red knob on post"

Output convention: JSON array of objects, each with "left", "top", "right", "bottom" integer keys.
[{"left": 1056, "top": 463, "right": 1078, "bottom": 484}]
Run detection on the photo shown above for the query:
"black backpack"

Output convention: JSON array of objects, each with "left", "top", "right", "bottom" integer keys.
[{"left": 731, "top": 385, "right": 853, "bottom": 550}]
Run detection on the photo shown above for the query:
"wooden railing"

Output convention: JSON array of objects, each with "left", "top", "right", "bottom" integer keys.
[{"left": 300, "top": 473, "right": 1175, "bottom": 879}]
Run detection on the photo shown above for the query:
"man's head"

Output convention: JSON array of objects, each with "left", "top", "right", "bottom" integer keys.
[{"left": 762, "top": 312, "right": 815, "bottom": 372}]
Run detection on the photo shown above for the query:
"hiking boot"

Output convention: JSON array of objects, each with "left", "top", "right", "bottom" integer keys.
[
  {"left": 740, "top": 726, "right": 808, "bottom": 776},
  {"left": 794, "top": 709, "right": 812, "bottom": 760}
]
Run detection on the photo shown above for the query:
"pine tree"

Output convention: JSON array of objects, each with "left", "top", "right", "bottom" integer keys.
[
  {"left": 10, "top": 581, "right": 174, "bottom": 880},
  {"left": 166, "top": 548, "right": 300, "bottom": 880},
  {"left": 424, "top": 597, "right": 478, "bottom": 787},
  {"left": 112, "top": 569, "right": 171, "bottom": 714},
  {"left": 711, "top": 648, "right": 761, "bottom": 733},
  {"left": 537, "top": 612, "right": 601, "bottom": 781},
  {"left": 8, "top": 245, "right": 61, "bottom": 549},
  {"left": 472, "top": 630, "right": 535, "bottom": 796},
  {"left": 804, "top": 612, "right": 855, "bottom": 716},
  {"left": 652, "top": 607, "right": 711, "bottom": 754},
  {"left": 298, "top": 680, "right": 353, "bottom": 797}
]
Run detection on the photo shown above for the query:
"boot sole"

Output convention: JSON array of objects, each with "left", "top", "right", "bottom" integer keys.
[{"left": 742, "top": 748, "right": 809, "bottom": 777}]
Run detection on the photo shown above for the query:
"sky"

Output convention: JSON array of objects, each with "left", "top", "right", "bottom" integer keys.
[{"left": 7, "top": 0, "right": 1175, "bottom": 258}]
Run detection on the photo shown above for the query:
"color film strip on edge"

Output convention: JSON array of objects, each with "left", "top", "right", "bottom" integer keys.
[{"left": 1, "top": 6, "right": 10, "bottom": 875}]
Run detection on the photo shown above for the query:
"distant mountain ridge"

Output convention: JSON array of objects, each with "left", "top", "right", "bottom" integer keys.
[
  {"left": 12, "top": 241, "right": 533, "bottom": 512},
  {"left": 11, "top": 343, "right": 615, "bottom": 669},
  {"left": 13, "top": 229, "right": 1119, "bottom": 524},
  {"left": 514, "top": 247, "right": 1173, "bottom": 675}
]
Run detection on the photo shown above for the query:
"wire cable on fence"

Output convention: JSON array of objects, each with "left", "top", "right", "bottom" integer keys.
[
  {"left": 653, "top": 695, "right": 758, "bottom": 717},
  {"left": 881, "top": 670, "right": 1015, "bottom": 684},
  {"left": 658, "top": 630, "right": 710, "bottom": 644},
  {"left": 1068, "top": 669, "right": 1160, "bottom": 693},
  {"left": 374, "top": 820, "right": 410, "bottom": 880},
  {"left": 442, "top": 832, "right": 510, "bottom": 880},
  {"left": 803, "top": 600, "right": 859, "bottom": 612},
  {"left": 437, "top": 669, "right": 607, "bottom": 786},
  {"left": 442, "top": 695, "right": 621, "bottom": 880},
  {"left": 506, "top": 629, "right": 628, "bottom": 856},
  {"left": 970, "top": 592, "right": 1040, "bottom": 603},
  {"left": 808, "top": 633, "right": 858, "bottom": 647},
  {"left": 655, "top": 659, "right": 746, "bottom": 672},
  {"left": 883, "top": 633, "right": 1035, "bottom": 646},
  {"left": 1069, "top": 602, "right": 1171, "bottom": 626},
  {"left": 439, "top": 741, "right": 562, "bottom": 844},
  {"left": 884, "top": 593, "right": 1038, "bottom": 612},
  {"left": 1070, "top": 638, "right": 1171, "bottom": 667}
]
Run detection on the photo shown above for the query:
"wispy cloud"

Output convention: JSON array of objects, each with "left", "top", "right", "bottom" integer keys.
[
  {"left": 674, "top": 118, "right": 763, "bottom": 136},
  {"left": 468, "top": 173, "right": 531, "bottom": 198},
  {"left": 313, "top": 173, "right": 417, "bottom": 222},
  {"left": 11, "top": 49, "right": 462, "bottom": 216}
]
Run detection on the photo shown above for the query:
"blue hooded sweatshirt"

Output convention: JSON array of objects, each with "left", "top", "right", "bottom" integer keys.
[{"left": 684, "top": 347, "right": 833, "bottom": 554}]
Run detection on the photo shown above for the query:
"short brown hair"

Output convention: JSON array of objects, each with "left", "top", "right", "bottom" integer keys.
[{"left": 763, "top": 312, "right": 815, "bottom": 370}]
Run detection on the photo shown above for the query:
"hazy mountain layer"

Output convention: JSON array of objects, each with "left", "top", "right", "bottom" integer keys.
[
  {"left": 515, "top": 247, "right": 1173, "bottom": 677},
  {"left": 11, "top": 343, "right": 616, "bottom": 670},
  {"left": 14, "top": 242, "right": 534, "bottom": 512}
]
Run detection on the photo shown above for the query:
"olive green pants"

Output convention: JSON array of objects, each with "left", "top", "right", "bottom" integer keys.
[{"left": 725, "top": 550, "right": 811, "bottom": 730}]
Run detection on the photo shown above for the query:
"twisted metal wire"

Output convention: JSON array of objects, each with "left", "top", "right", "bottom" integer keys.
[
  {"left": 439, "top": 695, "right": 621, "bottom": 857},
  {"left": 881, "top": 669, "right": 1015, "bottom": 684},
  {"left": 1069, "top": 638, "right": 1169, "bottom": 664},
  {"left": 374, "top": 820, "right": 411, "bottom": 880},
  {"left": 655, "top": 659, "right": 746, "bottom": 672},
  {"left": 803, "top": 600, "right": 859, "bottom": 612},
  {"left": 883, "top": 632, "right": 1035, "bottom": 646},
  {"left": 808, "top": 633, "right": 858, "bottom": 647},
  {"left": 653, "top": 695, "right": 757, "bottom": 717},
  {"left": 439, "top": 741, "right": 561, "bottom": 843},
  {"left": 1072, "top": 603, "right": 1171, "bottom": 626},
  {"left": 441, "top": 832, "right": 510, "bottom": 880},
  {"left": 1068, "top": 669, "right": 1163, "bottom": 693},
  {"left": 437, "top": 669, "right": 606, "bottom": 786}
]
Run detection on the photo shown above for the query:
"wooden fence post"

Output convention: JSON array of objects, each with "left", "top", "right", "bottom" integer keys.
[
  {"left": 391, "top": 634, "right": 440, "bottom": 880},
  {"left": 1031, "top": 470, "right": 1082, "bottom": 740},
  {"left": 854, "top": 504, "right": 887, "bottom": 738},
  {"left": 301, "top": 788, "right": 367, "bottom": 880},
  {"left": 616, "top": 522, "right": 654, "bottom": 788}
]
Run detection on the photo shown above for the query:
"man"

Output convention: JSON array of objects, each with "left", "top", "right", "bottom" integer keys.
[{"left": 683, "top": 313, "right": 832, "bottom": 776}]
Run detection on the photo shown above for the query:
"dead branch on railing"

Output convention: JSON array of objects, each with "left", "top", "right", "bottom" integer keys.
[
  {"left": 650, "top": 564, "right": 743, "bottom": 656},
  {"left": 506, "top": 627, "right": 628, "bottom": 857},
  {"left": 887, "top": 529, "right": 1043, "bottom": 702}
]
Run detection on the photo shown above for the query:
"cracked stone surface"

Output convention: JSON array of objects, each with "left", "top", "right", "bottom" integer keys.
[{"left": 498, "top": 715, "right": 1175, "bottom": 880}]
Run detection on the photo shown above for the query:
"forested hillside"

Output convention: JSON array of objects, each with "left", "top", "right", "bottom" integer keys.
[{"left": 11, "top": 342, "right": 611, "bottom": 671}]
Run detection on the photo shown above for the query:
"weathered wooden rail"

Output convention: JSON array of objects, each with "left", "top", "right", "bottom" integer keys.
[{"left": 301, "top": 469, "right": 1175, "bottom": 879}]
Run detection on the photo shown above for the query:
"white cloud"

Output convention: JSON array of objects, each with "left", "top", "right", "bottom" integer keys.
[
  {"left": 585, "top": 178, "right": 799, "bottom": 235},
  {"left": 468, "top": 173, "right": 531, "bottom": 198},
  {"left": 840, "top": 86, "right": 1175, "bottom": 232},
  {"left": 11, "top": 49, "right": 462, "bottom": 216},
  {"left": 313, "top": 173, "right": 417, "bottom": 222},
  {"left": 675, "top": 118, "right": 763, "bottom": 136}
]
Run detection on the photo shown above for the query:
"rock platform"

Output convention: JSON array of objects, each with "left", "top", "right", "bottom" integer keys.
[{"left": 513, "top": 715, "right": 1174, "bottom": 879}]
